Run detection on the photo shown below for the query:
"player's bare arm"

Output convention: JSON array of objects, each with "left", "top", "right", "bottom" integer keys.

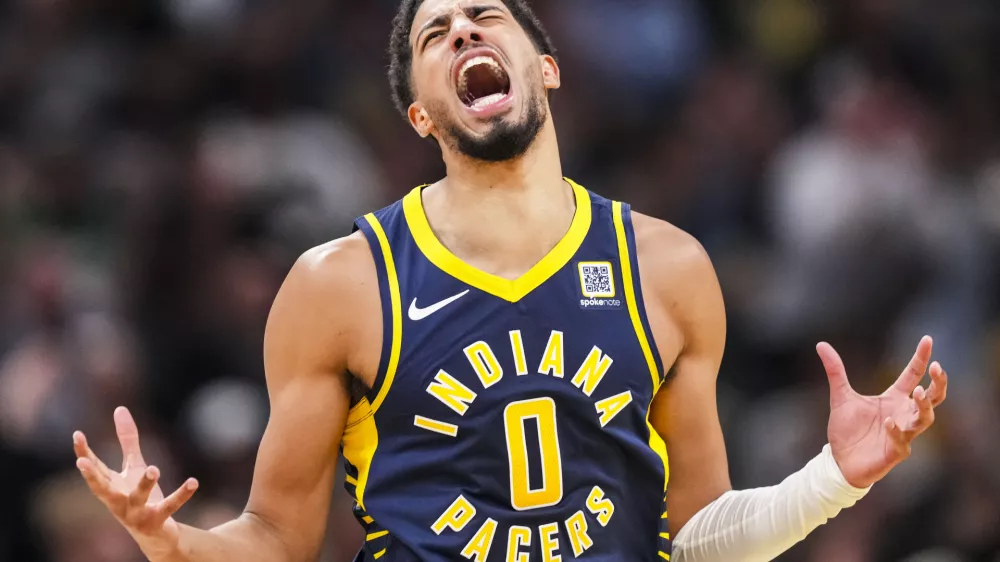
[
  {"left": 73, "top": 232, "right": 382, "bottom": 562},
  {"left": 634, "top": 212, "right": 949, "bottom": 559},
  {"left": 633, "top": 213, "right": 730, "bottom": 535}
]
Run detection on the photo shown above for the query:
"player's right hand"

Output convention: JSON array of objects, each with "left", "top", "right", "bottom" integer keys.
[{"left": 73, "top": 406, "right": 199, "bottom": 559}]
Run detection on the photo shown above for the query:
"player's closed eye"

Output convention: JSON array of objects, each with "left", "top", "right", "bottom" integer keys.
[{"left": 424, "top": 31, "right": 446, "bottom": 48}]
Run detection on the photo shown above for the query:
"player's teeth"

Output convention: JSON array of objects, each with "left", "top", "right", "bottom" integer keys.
[
  {"left": 460, "top": 56, "right": 501, "bottom": 77},
  {"left": 471, "top": 92, "right": 505, "bottom": 109}
]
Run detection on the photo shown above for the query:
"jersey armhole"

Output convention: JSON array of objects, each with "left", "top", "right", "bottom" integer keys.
[
  {"left": 351, "top": 213, "right": 404, "bottom": 419},
  {"left": 613, "top": 201, "right": 670, "bottom": 494}
]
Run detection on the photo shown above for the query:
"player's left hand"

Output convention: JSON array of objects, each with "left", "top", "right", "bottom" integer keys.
[{"left": 816, "top": 335, "right": 947, "bottom": 489}]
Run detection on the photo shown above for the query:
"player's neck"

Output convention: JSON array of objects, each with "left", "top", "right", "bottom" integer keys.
[
  {"left": 422, "top": 123, "right": 576, "bottom": 280},
  {"left": 439, "top": 120, "right": 563, "bottom": 196}
]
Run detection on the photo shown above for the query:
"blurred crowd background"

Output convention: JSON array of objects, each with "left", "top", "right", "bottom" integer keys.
[{"left": 0, "top": 0, "right": 998, "bottom": 560}]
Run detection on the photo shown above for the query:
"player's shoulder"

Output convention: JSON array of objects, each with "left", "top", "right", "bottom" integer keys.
[
  {"left": 276, "top": 231, "right": 378, "bottom": 320},
  {"left": 629, "top": 211, "right": 716, "bottom": 286},
  {"left": 294, "top": 230, "right": 375, "bottom": 286},
  {"left": 266, "top": 231, "right": 379, "bottom": 361},
  {"left": 629, "top": 211, "right": 725, "bottom": 348},
  {"left": 263, "top": 232, "right": 380, "bottom": 388}
]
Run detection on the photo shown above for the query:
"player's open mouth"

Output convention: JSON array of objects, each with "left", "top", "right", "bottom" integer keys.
[{"left": 456, "top": 53, "right": 512, "bottom": 112}]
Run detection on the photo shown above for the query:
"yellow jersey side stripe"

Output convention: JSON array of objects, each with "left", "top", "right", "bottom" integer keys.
[
  {"left": 367, "top": 530, "right": 389, "bottom": 541},
  {"left": 364, "top": 213, "right": 403, "bottom": 414},
  {"left": 345, "top": 474, "right": 358, "bottom": 486},
  {"left": 374, "top": 548, "right": 387, "bottom": 559},
  {"left": 659, "top": 552, "right": 671, "bottom": 560},
  {"left": 403, "top": 179, "right": 593, "bottom": 303},
  {"left": 613, "top": 201, "right": 669, "bottom": 491},
  {"left": 341, "top": 399, "right": 378, "bottom": 510},
  {"left": 362, "top": 515, "right": 374, "bottom": 524},
  {"left": 659, "top": 532, "right": 671, "bottom": 540}
]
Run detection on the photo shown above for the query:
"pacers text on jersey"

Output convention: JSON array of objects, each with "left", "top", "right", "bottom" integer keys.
[
  {"left": 414, "top": 329, "right": 631, "bottom": 560},
  {"left": 430, "top": 485, "right": 616, "bottom": 561}
]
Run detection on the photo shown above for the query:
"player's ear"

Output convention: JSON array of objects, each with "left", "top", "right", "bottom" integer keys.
[
  {"left": 540, "top": 55, "right": 560, "bottom": 91},
  {"left": 408, "top": 102, "right": 435, "bottom": 138}
]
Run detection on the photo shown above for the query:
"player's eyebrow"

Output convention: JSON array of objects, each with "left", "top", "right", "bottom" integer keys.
[
  {"left": 415, "top": 5, "right": 507, "bottom": 51},
  {"left": 465, "top": 5, "right": 505, "bottom": 19},
  {"left": 416, "top": 13, "right": 453, "bottom": 50}
]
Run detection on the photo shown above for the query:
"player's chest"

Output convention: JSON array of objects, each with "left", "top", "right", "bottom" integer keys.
[{"left": 382, "top": 288, "right": 658, "bottom": 432}]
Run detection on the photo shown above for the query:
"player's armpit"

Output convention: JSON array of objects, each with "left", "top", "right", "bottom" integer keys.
[
  {"left": 631, "top": 213, "right": 731, "bottom": 537},
  {"left": 191, "top": 233, "right": 380, "bottom": 562}
]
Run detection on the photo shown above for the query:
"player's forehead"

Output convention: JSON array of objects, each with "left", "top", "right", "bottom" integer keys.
[{"left": 410, "top": 0, "right": 510, "bottom": 44}]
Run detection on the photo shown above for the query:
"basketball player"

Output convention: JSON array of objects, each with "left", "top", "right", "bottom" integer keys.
[{"left": 72, "top": 0, "right": 949, "bottom": 560}]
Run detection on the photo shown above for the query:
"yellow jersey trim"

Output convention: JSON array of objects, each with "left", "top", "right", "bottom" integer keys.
[
  {"left": 402, "top": 179, "right": 592, "bottom": 303},
  {"left": 364, "top": 213, "right": 403, "bottom": 414},
  {"left": 613, "top": 201, "right": 669, "bottom": 491}
]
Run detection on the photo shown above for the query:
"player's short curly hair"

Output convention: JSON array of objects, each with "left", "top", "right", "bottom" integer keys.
[{"left": 388, "top": 0, "right": 557, "bottom": 118}]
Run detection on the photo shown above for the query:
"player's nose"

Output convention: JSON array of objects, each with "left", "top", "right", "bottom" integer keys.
[{"left": 448, "top": 16, "right": 483, "bottom": 53}]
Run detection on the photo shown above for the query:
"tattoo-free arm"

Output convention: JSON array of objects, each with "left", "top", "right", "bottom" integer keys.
[
  {"left": 633, "top": 215, "right": 731, "bottom": 536},
  {"left": 75, "top": 234, "right": 377, "bottom": 562}
]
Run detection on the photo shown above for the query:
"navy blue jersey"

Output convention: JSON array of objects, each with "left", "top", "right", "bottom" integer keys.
[{"left": 344, "top": 180, "right": 672, "bottom": 561}]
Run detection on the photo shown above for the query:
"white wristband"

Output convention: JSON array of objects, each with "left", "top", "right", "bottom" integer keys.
[{"left": 672, "top": 444, "right": 871, "bottom": 562}]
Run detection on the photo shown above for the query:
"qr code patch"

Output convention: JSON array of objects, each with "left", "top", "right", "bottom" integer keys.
[{"left": 578, "top": 262, "right": 615, "bottom": 298}]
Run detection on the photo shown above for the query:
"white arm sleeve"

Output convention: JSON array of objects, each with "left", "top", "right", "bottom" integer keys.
[{"left": 672, "top": 445, "right": 871, "bottom": 562}]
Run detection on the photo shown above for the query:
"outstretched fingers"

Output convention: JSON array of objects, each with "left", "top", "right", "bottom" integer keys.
[
  {"left": 892, "top": 336, "right": 933, "bottom": 395},
  {"left": 114, "top": 406, "right": 146, "bottom": 470},
  {"left": 73, "top": 431, "right": 114, "bottom": 479},
  {"left": 908, "top": 385, "right": 935, "bottom": 435},
  {"left": 926, "top": 362, "right": 948, "bottom": 406},
  {"left": 129, "top": 466, "right": 161, "bottom": 507},
  {"left": 153, "top": 478, "right": 200, "bottom": 521},
  {"left": 77, "top": 457, "right": 123, "bottom": 509},
  {"left": 74, "top": 408, "right": 199, "bottom": 532},
  {"left": 816, "top": 342, "right": 854, "bottom": 403}
]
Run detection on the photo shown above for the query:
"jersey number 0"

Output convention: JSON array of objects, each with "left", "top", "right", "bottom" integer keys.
[{"left": 503, "top": 397, "right": 564, "bottom": 510}]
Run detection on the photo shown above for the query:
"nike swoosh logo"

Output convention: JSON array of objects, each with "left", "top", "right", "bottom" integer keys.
[{"left": 408, "top": 290, "right": 470, "bottom": 321}]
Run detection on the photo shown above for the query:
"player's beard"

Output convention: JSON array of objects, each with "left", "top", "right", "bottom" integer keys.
[
  {"left": 429, "top": 71, "right": 548, "bottom": 163},
  {"left": 453, "top": 99, "right": 544, "bottom": 162}
]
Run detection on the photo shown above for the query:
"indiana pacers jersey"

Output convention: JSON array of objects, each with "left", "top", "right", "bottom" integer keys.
[{"left": 343, "top": 179, "right": 672, "bottom": 561}]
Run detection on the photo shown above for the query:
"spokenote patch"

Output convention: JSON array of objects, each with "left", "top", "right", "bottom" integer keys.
[{"left": 577, "top": 262, "right": 621, "bottom": 310}]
